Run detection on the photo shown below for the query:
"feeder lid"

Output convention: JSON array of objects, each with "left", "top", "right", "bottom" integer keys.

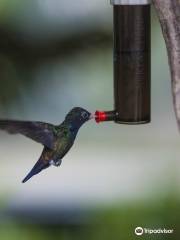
[{"left": 110, "top": 0, "right": 151, "bottom": 5}]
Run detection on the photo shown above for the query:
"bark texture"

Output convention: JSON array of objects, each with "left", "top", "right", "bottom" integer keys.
[{"left": 152, "top": 0, "right": 180, "bottom": 129}]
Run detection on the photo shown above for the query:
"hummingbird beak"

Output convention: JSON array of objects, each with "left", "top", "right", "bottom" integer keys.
[{"left": 89, "top": 113, "right": 95, "bottom": 120}]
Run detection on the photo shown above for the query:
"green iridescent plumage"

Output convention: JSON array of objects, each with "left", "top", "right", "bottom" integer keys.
[{"left": 0, "top": 107, "right": 92, "bottom": 183}]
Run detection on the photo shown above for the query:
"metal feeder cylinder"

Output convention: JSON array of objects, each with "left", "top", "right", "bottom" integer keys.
[{"left": 111, "top": 0, "right": 151, "bottom": 124}]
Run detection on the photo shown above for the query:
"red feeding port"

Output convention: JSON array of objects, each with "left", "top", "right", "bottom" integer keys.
[
  {"left": 95, "top": 111, "right": 107, "bottom": 123},
  {"left": 95, "top": 110, "right": 117, "bottom": 123}
]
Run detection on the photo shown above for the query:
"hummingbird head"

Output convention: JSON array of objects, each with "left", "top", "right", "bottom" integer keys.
[{"left": 65, "top": 107, "right": 93, "bottom": 127}]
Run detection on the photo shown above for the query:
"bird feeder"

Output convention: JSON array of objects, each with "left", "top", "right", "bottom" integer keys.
[{"left": 95, "top": 0, "right": 151, "bottom": 124}]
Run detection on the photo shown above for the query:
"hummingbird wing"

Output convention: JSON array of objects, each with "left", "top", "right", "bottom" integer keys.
[{"left": 0, "top": 120, "right": 56, "bottom": 149}]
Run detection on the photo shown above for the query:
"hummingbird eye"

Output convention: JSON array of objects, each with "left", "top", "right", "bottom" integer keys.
[{"left": 81, "top": 112, "right": 88, "bottom": 119}]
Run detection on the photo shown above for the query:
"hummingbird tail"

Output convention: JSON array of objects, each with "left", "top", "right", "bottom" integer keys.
[
  {"left": 22, "top": 157, "right": 50, "bottom": 183},
  {"left": 22, "top": 171, "right": 35, "bottom": 183}
]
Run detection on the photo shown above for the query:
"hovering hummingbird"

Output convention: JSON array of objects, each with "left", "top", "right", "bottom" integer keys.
[{"left": 0, "top": 107, "right": 93, "bottom": 183}]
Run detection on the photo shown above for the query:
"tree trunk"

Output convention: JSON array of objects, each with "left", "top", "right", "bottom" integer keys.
[{"left": 152, "top": 0, "right": 180, "bottom": 129}]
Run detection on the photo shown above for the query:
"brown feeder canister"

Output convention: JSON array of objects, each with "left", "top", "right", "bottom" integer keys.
[{"left": 111, "top": 0, "right": 151, "bottom": 124}]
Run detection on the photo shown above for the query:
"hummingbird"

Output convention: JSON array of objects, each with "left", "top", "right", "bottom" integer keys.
[{"left": 0, "top": 107, "right": 93, "bottom": 183}]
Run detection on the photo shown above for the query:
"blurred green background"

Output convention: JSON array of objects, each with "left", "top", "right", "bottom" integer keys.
[{"left": 0, "top": 0, "right": 179, "bottom": 239}]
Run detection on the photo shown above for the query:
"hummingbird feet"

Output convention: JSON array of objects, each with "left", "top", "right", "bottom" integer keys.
[{"left": 49, "top": 159, "right": 62, "bottom": 167}]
